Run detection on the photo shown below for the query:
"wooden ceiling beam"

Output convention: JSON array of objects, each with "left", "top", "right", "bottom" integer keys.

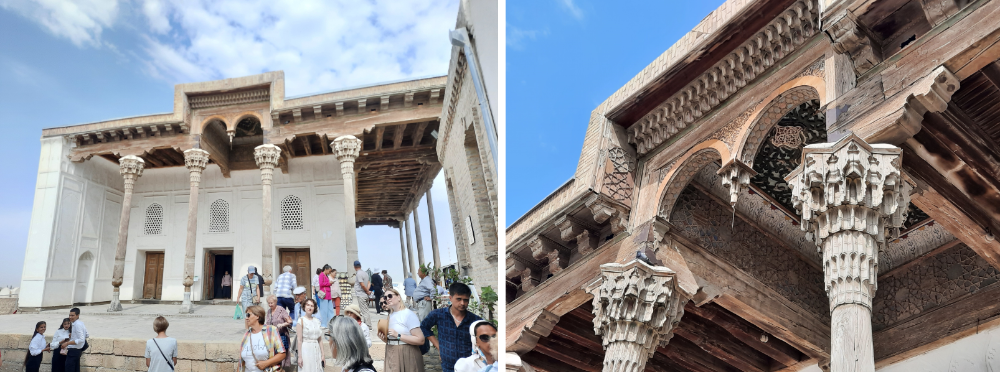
[
  {"left": 375, "top": 126, "right": 386, "bottom": 151},
  {"left": 533, "top": 337, "right": 603, "bottom": 372},
  {"left": 141, "top": 153, "right": 163, "bottom": 167},
  {"left": 412, "top": 121, "right": 428, "bottom": 147},
  {"left": 302, "top": 136, "right": 312, "bottom": 156},
  {"left": 320, "top": 134, "right": 330, "bottom": 154},
  {"left": 393, "top": 123, "right": 406, "bottom": 149},
  {"left": 660, "top": 337, "right": 737, "bottom": 372},
  {"left": 685, "top": 302, "right": 802, "bottom": 367},
  {"left": 674, "top": 312, "right": 770, "bottom": 372},
  {"left": 284, "top": 139, "right": 297, "bottom": 158},
  {"left": 162, "top": 148, "right": 185, "bottom": 165}
]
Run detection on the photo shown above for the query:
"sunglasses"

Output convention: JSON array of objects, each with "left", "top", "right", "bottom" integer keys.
[
  {"left": 385, "top": 294, "right": 395, "bottom": 300},
  {"left": 478, "top": 334, "right": 496, "bottom": 343}
]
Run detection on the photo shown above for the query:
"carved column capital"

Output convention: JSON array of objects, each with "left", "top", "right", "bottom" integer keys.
[
  {"left": 183, "top": 148, "right": 210, "bottom": 185},
  {"left": 254, "top": 144, "right": 281, "bottom": 184},
  {"left": 588, "top": 260, "right": 685, "bottom": 372},
  {"left": 718, "top": 160, "right": 756, "bottom": 206},
  {"left": 119, "top": 155, "right": 145, "bottom": 188},
  {"left": 825, "top": 11, "right": 881, "bottom": 76},
  {"left": 333, "top": 135, "right": 363, "bottom": 169},
  {"left": 787, "top": 136, "right": 911, "bottom": 311}
]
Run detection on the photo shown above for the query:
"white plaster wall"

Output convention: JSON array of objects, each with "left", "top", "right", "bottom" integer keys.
[
  {"left": 463, "top": 0, "right": 498, "bottom": 124},
  {"left": 877, "top": 322, "right": 1000, "bottom": 372},
  {"left": 121, "top": 155, "right": 348, "bottom": 302},
  {"left": 20, "top": 137, "right": 124, "bottom": 308}
]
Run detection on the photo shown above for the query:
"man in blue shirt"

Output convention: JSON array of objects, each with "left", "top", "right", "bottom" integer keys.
[
  {"left": 420, "top": 283, "right": 482, "bottom": 372},
  {"left": 290, "top": 286, "right": 307, "bottom": 327},
  {"left": 404, "top": 275, "right": 417, "bottom": 308}
]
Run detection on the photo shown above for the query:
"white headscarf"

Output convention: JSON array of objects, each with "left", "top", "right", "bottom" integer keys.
[{"left": 468, "top": 320, "right": 489, "bottom": 357}]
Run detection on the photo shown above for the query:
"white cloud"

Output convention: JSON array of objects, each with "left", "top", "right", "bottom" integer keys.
[
  {"left": 3, "top": 0, "right": 460, "bottom": 94},
  {"left": 558, "top": 0, "right": 583, "bottom": 20},
  {"left": 507, "top": 25, "right": 546, "bottom": 50},
  {"left": 0, "top": 0, "right": 119, "bottom": 47}
]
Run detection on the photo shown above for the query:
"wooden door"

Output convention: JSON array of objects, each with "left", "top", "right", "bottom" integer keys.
[
  {"left": 142, "top": 252, "right": 165, "bottom": 299},
  {"left": 203, "top": 252, "right": 216, "bottom": 300},
  {"left": 279, "top": 250, "right": 311, "bottom": 294}
]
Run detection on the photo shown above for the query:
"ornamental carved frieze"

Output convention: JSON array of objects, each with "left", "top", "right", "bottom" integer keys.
[
  {"left": 588, "top": 260, "right": 685, "bottom": 372},
  {"left": 628, "top": 0, "right": 819, "bottom": 155}
]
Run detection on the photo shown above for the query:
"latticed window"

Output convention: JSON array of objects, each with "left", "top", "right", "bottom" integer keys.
[
  {"left": 209, "top": 199, "right": 229, "bottom": 232},
  {"left": 280, "top": 196, "right": 304, "bottom": 230},
  {"left": 144, "top": 204, "right": 164, "bottom": 235}
]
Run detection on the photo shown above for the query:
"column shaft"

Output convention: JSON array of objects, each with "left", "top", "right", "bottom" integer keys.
[
  {"left": 399, "top": 223, "right": 410, "bottom": 278},
  {"left": 255, "top": 145, "right": 282, "bottom": 296},
  {"left": 404, "top": 214, "right": 417, "bottom": 280},
  {"left": 109, "top": 156, "right": 144, "bottom": 312},
  {"left": 413, "top": 206, "right": 426, "bottom": 268},
  {"left": 333, "top": 136, "right": 363, "bottom": 267},
  {"left": 181, "top": 149, "right": 209, "bottom": 314},
  {"left": 426, "top": 190, "right": 442, "bottom": 278}
]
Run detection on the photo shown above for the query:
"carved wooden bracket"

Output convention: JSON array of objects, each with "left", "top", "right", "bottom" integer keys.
[
  {"left": 507, "top": 309, "right": 560, "bottom": 355},
  {"left": 506, "top": 253, "right": 542, "bottom": 292},
  {"left": 585, "top": 194, "right": 630, "bottom": 234},
  {"left": 826, "top": 10, "right": 882, "bottom": 76},
  {"left": 528, "top": 235, "right": 571, "bottom": 275},
  {"left": 587, "top": 260, "right": 686, "bottom": 372},
  {"left": 871, "top": 66, "right": 960, "bottom": 145},
  {"left": 554, "top": 215, "right": 601, "bottom": 255}
]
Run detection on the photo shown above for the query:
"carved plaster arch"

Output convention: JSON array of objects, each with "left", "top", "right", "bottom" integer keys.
[
  {"left": 655, "top": 139, "right": 731, "bottom": 219},
  {"left": 198, "top": 115, "right": 229, "bottom": 135},
  {"left": 733, "top": 76, "right": 825, "bottom": 166},
  {"left": 232, "top": 111, "right": 265, "bottom": 130}
]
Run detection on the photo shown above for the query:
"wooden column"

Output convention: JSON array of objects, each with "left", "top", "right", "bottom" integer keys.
[
  {"left": 426, "top": 190, "right": 442, "bottom": 280},
  {"left": 333, "top": 135, "right": 363, "bottom": 267},
  {"left": 588, "top": 260, "right": 684, "bottom": 372},
  {"left": 109, "top": 155, "right": 144, "bottom": 312},
  {"left": 254, "top": 144, "right": 282, "bottom": 296},
  {"left": 181, "top": 149, "right": 209, "bottom": 314},
  {"left": 786, "top": 135, "right": 911, "bottom": 372},
  {"left": 404, "top": 212, "right": 418, "bottom": 280},
  {"left": 413, "top": 204, "right": 426, "bottom": 269},
  {"left": 398, "top": 219, "right": 410, "bottom": 278}
]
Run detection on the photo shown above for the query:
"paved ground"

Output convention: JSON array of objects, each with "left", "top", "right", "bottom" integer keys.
[{"left": 0, "top": 304, "right": 448, "bottom": 371}]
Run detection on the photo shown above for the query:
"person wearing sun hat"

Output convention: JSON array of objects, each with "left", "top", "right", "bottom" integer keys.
[
  {"left": 238, "top": 266, "right": 263, "bottom": 312},
  {"left": 329, "top": 303, "right": 372, "bottom": 348}
]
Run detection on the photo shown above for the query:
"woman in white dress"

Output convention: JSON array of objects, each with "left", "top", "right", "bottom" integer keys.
[
  {"left": 378, "top": 288, "right": 426, "bottom": 372},
  {"left": 295, "top": 299, "right": 323, "bottom": 372}
]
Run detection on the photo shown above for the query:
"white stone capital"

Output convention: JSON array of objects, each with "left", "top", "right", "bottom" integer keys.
[
  {"left": 254, "top": 144, "right": 281, "bottom": 185},
  {"left": 333, "top": 135, "right": 363, "bottom": 172},
  {"left": 183, "top": 148, "right": 210, "bottom": 185},
  {"left": 119, "top": 155, "right": 145, "bottom": 180}
]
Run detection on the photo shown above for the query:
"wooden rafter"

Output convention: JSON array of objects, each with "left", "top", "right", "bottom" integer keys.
[
  {"left": 375, "top": 126, "right": 385, "bottom": 151},
  {"left": 412, "top": 121, "right": 428, "bottom": 147},
  {"left": 393, "top": 123, "right": 406, "bottom": 149}
]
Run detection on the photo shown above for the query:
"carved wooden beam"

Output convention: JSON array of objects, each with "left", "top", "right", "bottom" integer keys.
[
  {"left": 335, "top": 102, "right": 345, "bottom": 116},
  {"left": 358, "top": 98, "right": 368, "bottom": 113},
  {"left": 674, "top": 312, "right": 770, "bottom": 372},
  {"left": 301, "top": 136, "right": 312, "bottom": 156},
  {"left": 685, "top": 302, "right": 803, "bottom": 368},
  {"left": 584, "top": 195, "right": 629, "bottom": 234},
  {"left": 506, "top": 253, "right": 541, "bottom": 292},
  {"left": 660, "top": 339, "right": 733, "bottom": 372},
  {"left": 292, "top": 108, "right": 302, "bottom": 123},
  {"left": 919, "top": 0, "right": 960, "bottom": 26},
  {"left": 553, "top": 215, "right": 599, "bottom": 255},
  {"left": 430, "top": 88, "right": 440, "bottom": 103},
  {"left": 313, "top": 105, "right": 323, "bottom": 118},
  {"left": 380, "top": 95, "right": 390, "bottom": 111},
  {"left": 404, "top": 92, "right": 414, "bottom": 108}
]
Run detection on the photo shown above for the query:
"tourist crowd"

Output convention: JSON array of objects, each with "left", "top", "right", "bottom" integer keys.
[{"left": 13, "top": 260, "right": 497, "bottom": 372}]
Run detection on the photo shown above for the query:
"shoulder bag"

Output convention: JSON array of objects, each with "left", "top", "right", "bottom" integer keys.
[{"left": 151, "top": 339, "right": 174, "bottom": 371}]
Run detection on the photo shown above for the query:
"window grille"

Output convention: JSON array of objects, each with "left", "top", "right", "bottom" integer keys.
[
  {"left": 280, "top": 196, "right": 304, "bottom": 230},
  {"left": 144, "top": 204, "right": 164, "bottom": 235},
  {"left": 209, "top": 199, "right": 229, "bottom": 232}
]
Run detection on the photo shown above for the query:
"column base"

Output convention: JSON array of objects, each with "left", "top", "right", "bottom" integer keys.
[
  {"left": 108, "top": 291, "right": 123, "bottom": 312},
  {"left": 180, "top": 291, "right": 193, "bottom": 314}
]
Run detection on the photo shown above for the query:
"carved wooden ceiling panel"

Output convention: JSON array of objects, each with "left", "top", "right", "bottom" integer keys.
[{"left": 750, "top": 99, "right": 826, "bottom": 212}]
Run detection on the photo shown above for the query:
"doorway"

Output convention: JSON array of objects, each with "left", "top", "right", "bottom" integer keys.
[
  {"left": 142, "top": 252, "right": 165, "bottom": 299},
  {"left": 279, "top": 249, "right": 312, "bottom": 294},
  {"left": 204, "top": 250, "right": 234, "bottom": 300}
]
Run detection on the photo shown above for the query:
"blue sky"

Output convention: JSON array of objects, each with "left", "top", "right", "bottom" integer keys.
[
  {"left": 0, "top": 0, "right": 461, "bottom": 288},
  {"left": 506, "top": 0, "right": 726, "bottom": 226}
]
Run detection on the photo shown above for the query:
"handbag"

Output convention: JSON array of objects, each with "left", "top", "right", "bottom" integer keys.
[
  {"left": 234, "top": 303, "right": 244, "bottom": 319},
  {"left": 151, "top": 339, "right": 174, "bottom": 371}
]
